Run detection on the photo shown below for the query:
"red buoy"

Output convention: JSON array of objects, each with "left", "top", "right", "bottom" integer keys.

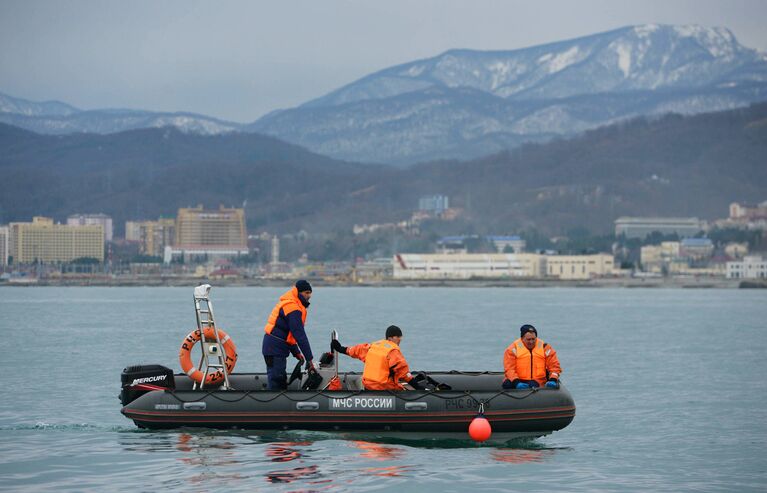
[{"left": 469, "top": 415, "right": 492, "bottom": 442}]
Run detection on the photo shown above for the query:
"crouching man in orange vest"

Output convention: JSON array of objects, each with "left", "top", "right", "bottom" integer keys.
[
  {"left": 331, "top": 325, "right": 422, "bottom": 391},
  {"left": 503, "top": 324, "right": 563, "bottom": 390}
]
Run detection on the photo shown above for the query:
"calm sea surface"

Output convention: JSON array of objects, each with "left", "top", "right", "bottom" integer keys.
[{"left": 0, "top": 286, "right": 765, "bottom": 492}]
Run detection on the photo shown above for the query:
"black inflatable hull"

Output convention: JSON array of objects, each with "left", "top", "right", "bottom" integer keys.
[{"left": 121, "top": 371, "right": 575, "bottom": 440}]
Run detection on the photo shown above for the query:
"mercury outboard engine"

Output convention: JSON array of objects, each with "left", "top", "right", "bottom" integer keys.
[{"left": 120, "top": 364, "right": 175, "bottom": 405}]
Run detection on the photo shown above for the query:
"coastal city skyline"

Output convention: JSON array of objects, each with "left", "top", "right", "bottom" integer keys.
[{"left": 2, "top": 198, "right": 765, "bottom": 285}]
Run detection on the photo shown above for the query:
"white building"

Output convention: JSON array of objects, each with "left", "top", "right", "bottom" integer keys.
[
  {"left": 726, "top": 256, "right": 767, "bottom": 279},
  {"left": 67, "top": 213, "right": 113, "bottom": 242},
  {"left": 393, "top": 253, "right": 544, "bottom": 279}
]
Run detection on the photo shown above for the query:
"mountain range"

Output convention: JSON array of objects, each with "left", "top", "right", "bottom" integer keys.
[
  {"left": 249, "top": 24, "right": 767, "bottom": 164},
  {"left": 2, "top": 102, "right": 765, "bottom": 237},
  {"left": 0, "top": 92, "right": 241, "bottom": 136},
  {"left": 2, "top": 24, "right": 766, "bottom": 165}
]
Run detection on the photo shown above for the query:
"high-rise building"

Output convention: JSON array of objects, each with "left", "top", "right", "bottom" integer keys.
[
  {"left": 165, "top": 206, "right": 248, "bottom": 263},
  {"left": 126, "top": 218, "right": 175, "bottom": 257},
  {"left": 67, "top": 213, "right": 113, "bottom": 242},
  {"left": 0, "top": 226, "right": 9, "bottom": 266},
  {"left": 175, "top": 205, "right": 246, "bottom": 248},
  {"left": 9, "top": 217, "right": 104, "bottom": 264},
  {"left": 125, "top": 221, "right": 143, "bottom": 242}
]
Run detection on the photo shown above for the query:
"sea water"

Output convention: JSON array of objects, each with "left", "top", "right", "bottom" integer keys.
[{"left": 0, "top": 286, "right": 765, "bottom": 492}]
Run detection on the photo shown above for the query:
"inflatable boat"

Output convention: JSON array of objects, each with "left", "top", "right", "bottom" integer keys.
[
  {"left": 119, "top": 285, "right": 575, "bottom": 442},
  {"left": 120, "top": 365, "right": 575, "bottom": 441}
]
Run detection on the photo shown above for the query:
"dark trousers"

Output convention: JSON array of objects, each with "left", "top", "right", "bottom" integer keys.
[{"left": 264, "top": 355, "right": 288, "bottom": 390}]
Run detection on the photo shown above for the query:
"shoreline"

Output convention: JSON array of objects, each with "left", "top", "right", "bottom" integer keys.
[{"left": 2, "top": 277, "right": 762, "bottom": 289}]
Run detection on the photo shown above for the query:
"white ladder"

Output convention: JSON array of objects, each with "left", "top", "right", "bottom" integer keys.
[{"left": 192, "top": 284, "right": 231, "bottom": 390}]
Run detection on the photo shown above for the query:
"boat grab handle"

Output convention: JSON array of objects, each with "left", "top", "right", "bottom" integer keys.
[
  {"left": 183, "top": 402, "right": 207, "bottom": 411},
  {"left": 296, "top": 402, "right": 320, "bottom": 411},
  {"left": 405, "top": 402, "right": 428, "bottom": 411}
]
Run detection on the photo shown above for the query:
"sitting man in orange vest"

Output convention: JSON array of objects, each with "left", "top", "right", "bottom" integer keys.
[
  {"left": 503, "top": 324, "right": 562, "bottom": 390},
  {"left": 262, "top": 280, "right": 315, "bottom": 390},
  {"left": 331, "top": 325, "right": 421, "bottom": 391}
]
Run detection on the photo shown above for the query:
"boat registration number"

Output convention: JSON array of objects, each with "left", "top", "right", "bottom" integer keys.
[{"left": 329, "top": 397, "right": 395, "bottom": 410}]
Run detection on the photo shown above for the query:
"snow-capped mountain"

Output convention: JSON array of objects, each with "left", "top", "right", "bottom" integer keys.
[
  {"left": 249, "top": 24, "right": 767, "bottom": 164},
  {"left": 0, "top": 91, "right": 79, "bottom": 117},
  {"left": 0, "top": 91, "right": 242, "bottom": 135}
]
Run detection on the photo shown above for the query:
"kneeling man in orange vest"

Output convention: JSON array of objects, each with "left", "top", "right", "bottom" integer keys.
[
  {"left": 331, "top": 325, "right": 421, "bottom": 391},
  {"left": 503, "top": 324, "right": 563, "bottom": 390}
]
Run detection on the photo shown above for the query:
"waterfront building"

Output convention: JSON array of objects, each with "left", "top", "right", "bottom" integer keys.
[
  {"left": 0, "top": 226, "right": 9, "bottom": 266},
  {"left": 67, "top": 213, "right": 113, "bottom": 242},
  {"left": 9, "top": 217, "right": 104, "bottom": 264},
  {"left": 668, "top": 261, "right": 726, "bottom": 277},
  {"left": 726, "top": 255, "right": 767, "bottom": 279},
  {"left": 165, "top": 206, "right": 248, "bottom": 263},
  {"left": 545, "top": 254, "right": 615, "bottom": 280},
  {"left": 392, "top": 253, "right": 544, "bottom": 279},
  {"left": 614, "top": 217, "right": 705, "bottom": 239}
]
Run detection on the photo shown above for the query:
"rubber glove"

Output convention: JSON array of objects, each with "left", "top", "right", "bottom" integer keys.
[
  {"left": 330, "top": 339, "right": 347, "bottom": 354},
  {"left": 515, "top": 382, "right": 531, "bottom": 389},
  {"left": 545, "top": 380, "right": 560, "bottom": 389}
]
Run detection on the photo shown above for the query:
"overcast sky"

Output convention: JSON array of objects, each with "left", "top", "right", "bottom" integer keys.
[{"left": 1, "top": 0, "right": 766, "bottom": 122}]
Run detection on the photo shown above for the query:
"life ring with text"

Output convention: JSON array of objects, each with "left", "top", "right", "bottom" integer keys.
[{"left": 179, "top": 327, "right": 238, "bottom": 385}]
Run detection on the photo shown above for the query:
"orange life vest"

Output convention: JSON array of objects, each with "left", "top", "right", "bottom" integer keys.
[
  {"left": 362, "top": 339, "right": 398, "bottom": 387},
  {"left": 512, "top": 337, "right": 548, "bottom": 385},
  {"left": 263, "top": 287, "right": 307, "bottom": 345}
]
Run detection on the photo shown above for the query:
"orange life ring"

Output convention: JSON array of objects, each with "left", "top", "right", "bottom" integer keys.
[{"left": 179, "top": 327, "right": 238, "bottom": 385}]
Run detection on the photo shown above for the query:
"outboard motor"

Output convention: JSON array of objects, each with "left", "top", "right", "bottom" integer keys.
[{"left": 120, "top": 364, "right": 175, "bottom": 405}]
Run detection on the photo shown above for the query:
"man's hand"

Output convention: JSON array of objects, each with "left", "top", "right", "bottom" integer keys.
[
  {"left": 305, "top": 360, "right": 315, "bottom": 372},
  {"left": 295, "top": 353, "right": 305, "bottom": 362},
  {"left": 330, "top": 339, "right": 347, "bottom": 355}
]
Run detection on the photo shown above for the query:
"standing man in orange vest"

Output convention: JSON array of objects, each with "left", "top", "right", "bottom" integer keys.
[
  {"left": 503, "top": 324, "right": 562, "bottom": 390},
  {"left": 262, "top": 280, "right": 315, "bottom": 390},
  {"left": 331, "top": 325, "right": 422, "bottom": 391}
]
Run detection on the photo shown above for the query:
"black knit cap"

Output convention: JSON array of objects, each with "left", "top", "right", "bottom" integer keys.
[
  {"left": 295, "top": 279, "right": 312, "bottom": 293},
  {"left": 520, "top": 324, "right": 537, "bottom": 337},
  {"left": 385, "top": 325, "right": 403, "bottom": 338}
]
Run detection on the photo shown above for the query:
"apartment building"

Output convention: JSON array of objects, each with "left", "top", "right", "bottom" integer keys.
[
  {"left": 165, "top": 206, "right": 248, "bottom": 262},
  {"left": 9, "top": 217, "right": 104, "bottom": 263}
]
